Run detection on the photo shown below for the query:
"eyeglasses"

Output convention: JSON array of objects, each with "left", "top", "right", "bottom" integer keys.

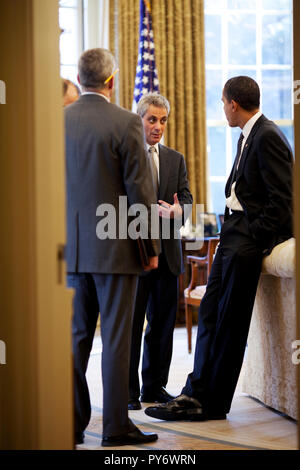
[{"left": 104, "top": 68, "right": 119, "bottom": 85}]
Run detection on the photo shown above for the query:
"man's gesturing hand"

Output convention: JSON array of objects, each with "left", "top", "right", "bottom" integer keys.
[{"left": 157, "top": 193, "right": 183, "bottom": 219}]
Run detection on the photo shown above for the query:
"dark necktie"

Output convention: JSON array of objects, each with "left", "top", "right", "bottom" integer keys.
[
  {"left": 148, "top": 146, "right": 159, "bottom": 195},
  {"left": 226, "top": 133, "right": 244, "bottom": 197}
]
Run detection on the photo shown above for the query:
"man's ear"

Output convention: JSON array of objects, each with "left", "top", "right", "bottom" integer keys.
[
  {"left": 231, "top": 99, "right": 238, "bottom": 113},
  {"left": 77, "top": 73, "right": 81, "bottom": 85},
  {"left": 108, "top": 76, "right": 114, "bottom": 90}
]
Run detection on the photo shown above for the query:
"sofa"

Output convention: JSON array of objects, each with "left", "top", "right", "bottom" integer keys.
[{"left": 242, "top": 237, "right": 297, "bottom": 420}]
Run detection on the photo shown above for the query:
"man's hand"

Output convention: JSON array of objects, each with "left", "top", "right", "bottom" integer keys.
[
  {"left": 158, "top": 193, "right": 183, "bottom": 219},
  {"left": 143, "top": 255, "right": 159, "bottom": 271}
]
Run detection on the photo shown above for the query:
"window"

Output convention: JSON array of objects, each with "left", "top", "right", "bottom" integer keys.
[
  {"left": 59, "top": 0, "right": 84, "bottom": 84},
  {"left": 205, "top": 0, "right": 293, "bottom": 214}
]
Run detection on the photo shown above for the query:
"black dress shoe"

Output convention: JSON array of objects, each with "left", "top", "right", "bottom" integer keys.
[
  {"left": 128, "top": 398, "right": 142, "bottom": 410},
  {"left": 75, "top": 432, "right": 84, "bottom": 445},
  {"left": 141, "top": 387, "right": 175, "bottom": 403},
  {"left": 144, "top": 394, "right": 226, "bottom": 421},
  {"left": 101, "top": 426, "right": 158, "bottom": 447}
]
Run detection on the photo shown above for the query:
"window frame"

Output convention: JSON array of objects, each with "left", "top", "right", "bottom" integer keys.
[
  {"left": 204, "top": 0, "right": 294, "bottom": 213},
  {"left": 59, "top": 0, "right": 85, "bottom": 84}
]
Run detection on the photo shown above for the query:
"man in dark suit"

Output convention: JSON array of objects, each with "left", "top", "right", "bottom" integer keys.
[
  {"left": 128, "top": 93, "right": 193, "bottom": 410},
  {"left": 145, "top": 76, "right": 293, "bottom": 421},
  {"left": 65, "top": 48, "right": 160, "bottom": 446}
]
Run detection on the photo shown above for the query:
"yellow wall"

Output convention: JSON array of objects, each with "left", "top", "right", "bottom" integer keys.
[{"left": 0, "top": 0, "right": 73, "bottom": 449}]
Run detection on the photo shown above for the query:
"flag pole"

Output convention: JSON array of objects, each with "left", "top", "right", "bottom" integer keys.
[{"left": 132, "top": 0, "right": 160, "bottom": 112}]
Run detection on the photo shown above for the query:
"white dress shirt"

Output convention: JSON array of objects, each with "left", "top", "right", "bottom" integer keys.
[
  {"left": 82, "top": 91, "right": 110, "bottom": 102},
  {"left": 226, "top": 111, "right": 262, "bottom": 212}
]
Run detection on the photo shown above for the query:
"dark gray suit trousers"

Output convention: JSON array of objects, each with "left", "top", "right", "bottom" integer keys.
[{"left": 68, "top": 273, "right": 138, "bottom": 437}]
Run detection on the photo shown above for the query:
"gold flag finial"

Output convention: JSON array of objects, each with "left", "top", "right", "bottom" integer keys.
[{"left": 144, "top": 0, "right": 151, "bottom": 12}]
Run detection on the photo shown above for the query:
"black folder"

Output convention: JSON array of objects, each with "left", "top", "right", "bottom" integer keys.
[{"left": 137, "top": 237, "right": 150, "bottom": 268}]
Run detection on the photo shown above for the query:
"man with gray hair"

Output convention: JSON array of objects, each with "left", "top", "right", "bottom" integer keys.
[
  {"left": 65, "top": 48, "right": 160, "bottom": 447},
  {"left": 128, "top": 93, "right": 193, "bottom": 410}
]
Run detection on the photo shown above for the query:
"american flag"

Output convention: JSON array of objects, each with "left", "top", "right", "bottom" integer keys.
[{"left": 132, "top": 0, "right": 160, "bottom": 111}]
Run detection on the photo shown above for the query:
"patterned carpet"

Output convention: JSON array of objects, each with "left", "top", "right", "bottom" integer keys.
[
  {"left": 80, "top": 408, "right": 257, "bottom": 450},
  {"left": 78, "top": 327, "right": 297, "bottom": 451}
]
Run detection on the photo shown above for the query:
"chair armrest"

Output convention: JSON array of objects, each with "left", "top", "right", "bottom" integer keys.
[
  {"left": 186, "top": 257, "right": 208, "bottom": 293},
  {"left": 187, "top": 255, "right": 208, "bottom": 266},
  {"left": 186, "top": 237, "right": 220, "bottom": 292}
]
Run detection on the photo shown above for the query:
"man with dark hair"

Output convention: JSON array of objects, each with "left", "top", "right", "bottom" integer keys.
[
  {"left": 128, "top": 93, "right": 193, "bottom": 411},
  {"left": 145, "top": 76, "right": 293, "bottom": 421},
  {"left": 223, "top": 75, "right": 260, "bottom": 111},
  {"left": 65, "top": 48, "right": 160, "bottom": 446}
]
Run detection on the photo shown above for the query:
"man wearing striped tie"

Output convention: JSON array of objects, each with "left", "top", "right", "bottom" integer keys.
[{"left": 128, "top": 93, "right": 193, "bottom": 411}]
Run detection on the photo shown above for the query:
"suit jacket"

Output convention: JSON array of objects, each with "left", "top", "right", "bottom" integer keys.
[
  {"left": 65, "top": 94, "right": 160, "bottom": 274},
  {"left": 157, "top": 143, "right": 193, "bottom": 275},
  {"left": 225, "top": 114, "right": 293, "bottom": 252}
]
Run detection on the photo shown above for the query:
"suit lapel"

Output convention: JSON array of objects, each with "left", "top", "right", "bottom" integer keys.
[
  {"left": 225, "top": 165, "right": 235, "bottom": 197},
  {"left": 236, "top": 114, "right": 266, "bottom": 177}
]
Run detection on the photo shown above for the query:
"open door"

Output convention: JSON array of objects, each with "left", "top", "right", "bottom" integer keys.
[{"left": 0, "top": 0, "right": 73, "bottom": 449}]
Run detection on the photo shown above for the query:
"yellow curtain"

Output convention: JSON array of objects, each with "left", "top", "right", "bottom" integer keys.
[
  {"left": 109, "top": 0, "right": 139, "bottom": 108},
  {"left": 110, "top": 0, "right": 207, "bottom": 209}
]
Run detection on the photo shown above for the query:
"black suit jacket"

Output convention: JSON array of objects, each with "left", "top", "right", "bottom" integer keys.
[
  {"left": 157, "top": 143, "right": 193, "bottom": 275},
  {"left": 225, "top": 114, "right": 293, "bottom": 252},
  {"left": 65, "top": 94, "right": 160, "bottom": 274}
]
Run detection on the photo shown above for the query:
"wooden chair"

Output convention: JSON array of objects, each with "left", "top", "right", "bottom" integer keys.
[{"left": 184, "top": 237, "right": 219, "bottom": 353}]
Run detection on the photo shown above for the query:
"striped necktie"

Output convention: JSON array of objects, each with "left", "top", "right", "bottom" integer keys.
[{"left": 148, "top": 146, "right": 159, "bottom": 195}]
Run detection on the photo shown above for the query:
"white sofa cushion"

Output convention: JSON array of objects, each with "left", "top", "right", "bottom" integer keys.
[{"left": 262, "top": 237, "right": 295, "bottom": 278}]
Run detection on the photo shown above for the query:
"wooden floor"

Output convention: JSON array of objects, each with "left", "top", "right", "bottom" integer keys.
[{"left": 79, "top": 326, "right": 298, "bottom": 451}]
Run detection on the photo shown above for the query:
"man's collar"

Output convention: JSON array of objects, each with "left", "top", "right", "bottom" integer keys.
[
  {"left": 146, "top": 143, "right": 159, "bottom": 153},
  {"left": 81, "top": 91, "right": 110, "bottom": 102},
  {"left": 242, "top": 111, "right": 262, "bottom": 140}
]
